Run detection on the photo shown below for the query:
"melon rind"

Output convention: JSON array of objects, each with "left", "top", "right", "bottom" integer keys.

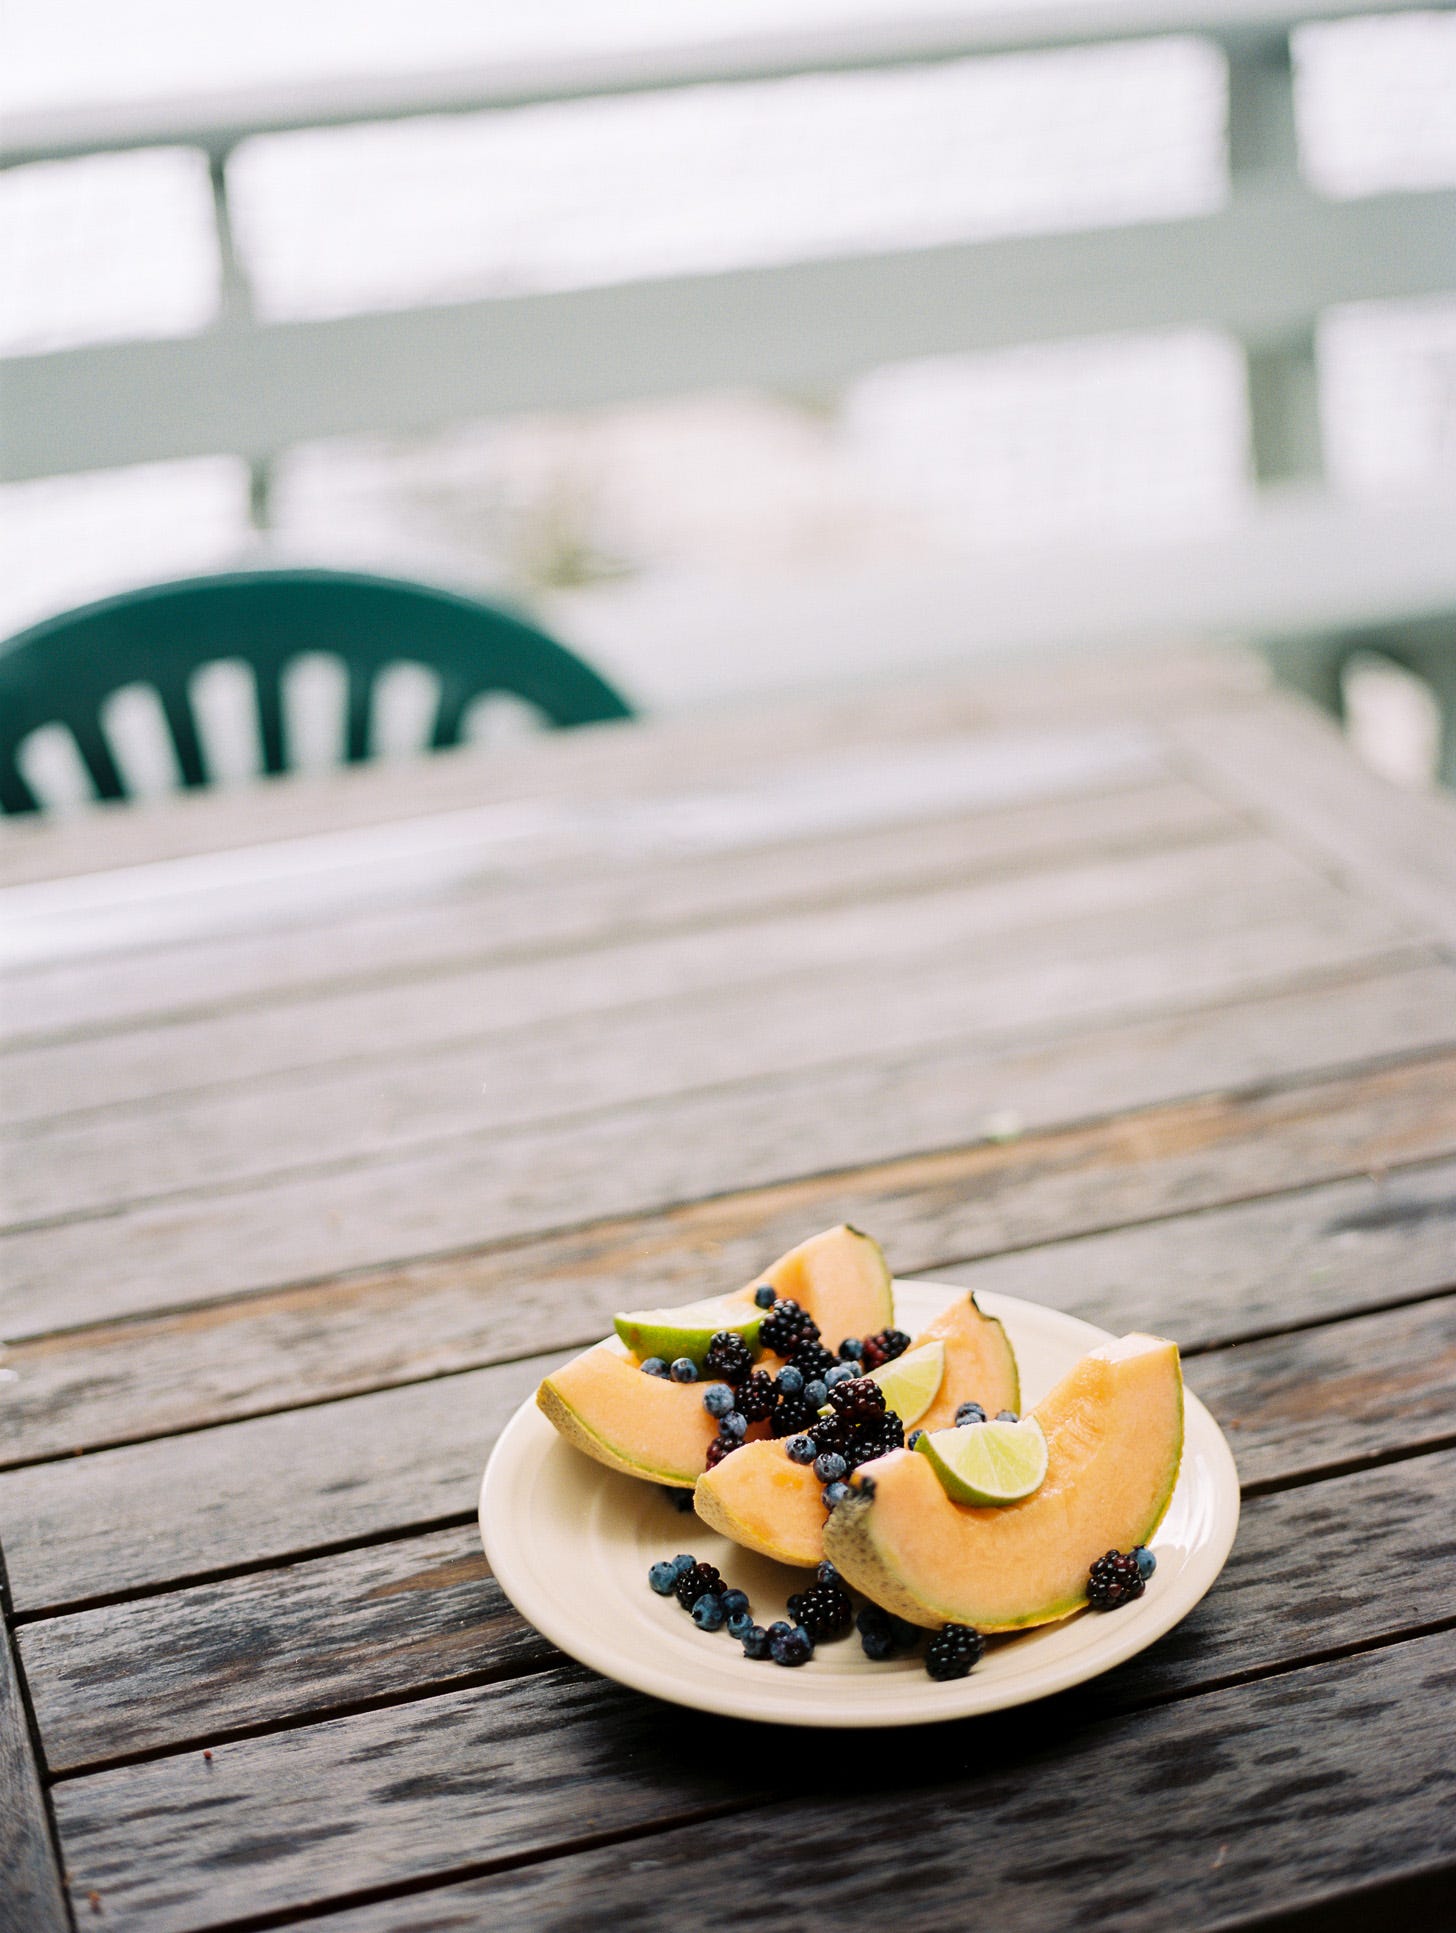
[
  {"left": 693, "top": 1439, "right": 825, "bottom": 1568},
  {"left": 823, "top": 1333, "right": 1184, "bottom": 1630},
  {"left": 536, "top": 1347, "right": 722, "bottom": 1487}
]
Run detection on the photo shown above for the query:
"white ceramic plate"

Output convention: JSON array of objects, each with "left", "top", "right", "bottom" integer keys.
[{"left": 479, "top": 1282, "right": 1240, "bottom": 1727}]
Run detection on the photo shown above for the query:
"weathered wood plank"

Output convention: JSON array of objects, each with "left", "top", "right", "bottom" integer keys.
[
  {"left": 1172, "top": 689, "right": 1456, "bottom": 948},
  {"left": 20, "top": 1446, "right": 1455, "bottom": 1777},
  {"left": 3, "top": 1069, "right": 1452, "bottom": 1469},
  {"left": 0, "top": 775, "right": 1236, "bottom": 1050},
  {"left": 48, "top": 1627, "right": 1456, "bottom": 1933},
  {"left": 0, "top": 831, "right": 1324, "bottom": 1128},
  {"left": 5, "top": 972, "right": 1451, "bottom": 1343},
  {"left": 22, "top": 1524, "right": 557, "bottom": 1775},
  {"left": 0, "top": 873, "right": 1427, "bottom": 1231},
  {"left": 3, "top": 1289, "right": 1453, "bottom": 1618},
  {"left": 0, "top": 1619, "right": 68, "bottom": 1933},
  {"left": 925, "top": 1154, "right": 1456, "bottom": 1351},
  {"left": 0, "top": 645, "right": 1254, "bottom": 892}
]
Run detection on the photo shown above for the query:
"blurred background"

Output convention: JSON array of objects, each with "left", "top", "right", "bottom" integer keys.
[{"left": 3, "top": 0, "right": 1455, "bottom": 797}]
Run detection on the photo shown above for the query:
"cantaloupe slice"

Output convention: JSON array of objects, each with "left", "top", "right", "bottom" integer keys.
[
  {"left": 693, "top": 1439, "right": 827, "bottom": 1566},
  {"left": 823, "top": 1333, "right": 1184, "bottom": 1629},
  {"left": 755, "top": 1224, "right": 895, "bottom": 1348},
  {"left": 694, "top": 1289, "right": 1020, "bottom": 1565},
  {"left": 912, "top": 1291, "right": 1019, "bottom": 1431},
  {"left": 536, "top": 1348, "right": 727, "bottom": 1486}
]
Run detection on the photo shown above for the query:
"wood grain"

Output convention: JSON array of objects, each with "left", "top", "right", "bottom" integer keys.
[
  {"left": 1, "top": 825, "right": 1307, "bottom": 1141},
  {"left": 0, "top": 1620, "right": 67, "bottom": 1933},
  {"left": 6, "top": 973, "right": 1451, "bottom": 1342},
  {"left": 0, "top": 774, "right": 1235, "bottom": 1053},
  {"left": 20, "top": 1446, "right": 1455, "bottom": 1777},
  {"left": 48, "top": 1627, "right": 1456, "bottom": 1933},
  {"left": 4, "top": 1285, "right": 1453, "bottom": 1619},
  {"left": 0, "top": 644, "right": 1254, "bottom": 891},
  {"left": 0, "top": 868, "right": 1429, "bottom": 1228},
  {"left": 1172, "top": 689, "right": 1456, "bottom": 948},
  {"left": 4, "top": 1084, "right": 1452, "bottom": 1469}
]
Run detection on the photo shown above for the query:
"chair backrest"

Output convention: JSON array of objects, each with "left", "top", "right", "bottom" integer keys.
[{"left": 0, "top": 568, "right": 633, "bottom": 814}]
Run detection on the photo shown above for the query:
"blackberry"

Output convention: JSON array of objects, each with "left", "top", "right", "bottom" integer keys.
[
  {"left": 704, "top": 1435, "right": 738, "bottom": 1469},
  {"left": 673, "top": 1561, "right": 721, "bottom": 1609},
  {"left": 925, "top": 1623, "right": 984, "bottom": 1681},
  {"left": 860, "top": 1328, "right": 912, "bottom": 1371},
  {"left": 786, "top": 1580, "right": 853, "bottom": 1642},
  {"left": 771, "top": 1393, "right": 818, "bottom": 1438},
  {"left": 790, "top": 1339, "right": 838, "bottom": 1383},
  {"left": 1087, "top": 1549, "right": 1146, "bottom": 1611},
  {"left": 736, "top": 1369, "right": 778, "bottom": 1422},
  {"left": 808, "top": 1412, "right": 853, "bottom": 1457},
  {"left": 759, "top": 1298, "right": 820, "bottom": 1359},
  {"left": 703, "top": 1332, "right": 754, "bottom": 1386},
  {"left": 844, "top": 1410, "right": 904, "bottom": 1470},
  {"left": 827, "top": 1377, "right": 887, "bottom": 1425}
]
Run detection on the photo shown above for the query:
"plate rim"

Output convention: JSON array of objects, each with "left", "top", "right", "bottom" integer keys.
[{"left": 480, "top": 1282, "right": 1241, "bottom": 1727}]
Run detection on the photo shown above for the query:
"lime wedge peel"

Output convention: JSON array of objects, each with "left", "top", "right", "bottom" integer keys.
[
  {"left": 613, "top": 1297, "right": 760, "bottom": 1365},
  {"left": 867, "top": 1339, "right": 945, "bottom": 1428},
  {"left": 916, "top": 1416, "right": 1049, "bottom": 1505}
]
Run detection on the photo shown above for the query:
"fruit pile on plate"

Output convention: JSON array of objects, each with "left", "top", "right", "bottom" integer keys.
[{"left": 536, "top": 1225, "right": 1184, "bottom": 1675}]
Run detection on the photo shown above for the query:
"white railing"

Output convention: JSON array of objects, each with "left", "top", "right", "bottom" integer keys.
[{"left": 3, "top": 0, "right": 1453, "bottom": 496}]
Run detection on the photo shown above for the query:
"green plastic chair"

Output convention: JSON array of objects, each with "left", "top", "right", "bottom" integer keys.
[{"left": 0, "top": 568, "right": 633, "bottom": 814}]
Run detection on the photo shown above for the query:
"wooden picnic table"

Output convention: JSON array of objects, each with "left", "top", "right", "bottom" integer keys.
[{"left": 2, "top": 646, "right": 1454, "bottom": 1933}]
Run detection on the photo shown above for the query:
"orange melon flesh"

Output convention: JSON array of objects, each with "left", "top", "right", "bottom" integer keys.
[
  {"left": 757, "top": 1225, "right": 894, "bottom": 1349},
  {"left": 913, "top": 1292, "right": 1020, "bottom": 1432},
  {"left": 694, "top": 1440, "right": 826, "bottom": 1567},
  {"left": 695, "top": 1289, "right": 1020, "bottom": 1565},
  {"left": 537, "top": 1347, "right": 723, "bottom": 1486},
  {"left": 823, "top": 1334, "right": 1184, "bottom": 1630}
]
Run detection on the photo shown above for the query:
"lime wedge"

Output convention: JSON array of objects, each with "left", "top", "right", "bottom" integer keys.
[
  {"left": 867, "top": 1339, "right": 945, "bottom": 1427},
  {"left": 613, "top": 1297, "right": 761, "bottom": 1365},
  {"left": 915, "top": 1416, "right": 1048, "bottom": 1505}
]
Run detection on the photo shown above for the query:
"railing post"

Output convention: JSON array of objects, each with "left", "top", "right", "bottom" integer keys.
[
  {"left": 208, "top": 146, "right": 272, "bottom": 529},
  {"left": 1225, "top": 32, "right": 1324, "bottom": 486}
]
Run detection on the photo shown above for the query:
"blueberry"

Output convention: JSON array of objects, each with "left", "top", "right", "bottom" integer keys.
[
  {"left": 786, "top": 1434, "right": 818, "bottom": 1464},
  {"left": 721, "top": 1588, "right": 750, "bottom": 1619},
  {"left": 669, "top": 1358, "right": 698, "bottom": 1384},
  {"left": 702, "top": 1382, "right": 735, "bottom": 1418},
  {"left": 813, "top": 1451, "right": 848, "bottom": 1482},
  {"left": 860, "top": 1622, "right": 897, "bottom": 1660},
  {"left": 727, "top": 1609, "right": 754, "bottom": 1639},
  {"left": 671, "top": 1553, "right": 696, "bottom": 1579},
  {"left": 641, "top": 1357, "right": 670, "bottom": 1378},
  {"left": 720, "top": 1410, "right": 748, "bottom": 1442},
  {"left": 753, "top": 1284, "right": 776, "bottom": 1309},
  {"left": 854, "top": 1475, "right": 877, "bottom": 1499},
  {"left": 691, "top": 1593, "right": 726, "bottom": 1631},
  {"left": 804, "top": 1379, "right": 828, "bottom": 1408},
  {"left": 1134, "top": 1546, "right": 1157, "bottom": 1581},
  {"left": 648, "top": 1560, "right": 678, "bottom": 1594},
  {"left": 824, "top": 1363, "right": 856, "bottom": 1389},
  {"left": 857, "top": 1605, "right": 920, "bottom": 1660},
  {"left": 660, "top": 1485, "right": 694, "bottom": 1513},
  {"left": 816, "top": 1561, "right": 840, "bottom": 1586},
  {"left": 822, "top": 1481, "right": 852, "bottom": 1509},
  {"left": 996, "top": 1410, "right": 1019, "bottom": 1423},
  {"left": 954, "top": 1402, "right": 986, "bottom": 1426},
  {"left": 771, "top": 1624, "right": 814, "bottom": 1666},
  {"left": 775, "top": 1365, "right": 804, "bottom": 1395},
  {"left": 838, "top": 1338, "right": 864, "bottom": 1361},
  {"left": 908, "top": 1429, "right": 924, "bottom": 1449},
  {"left": 766, "top": 1620, "right": 793, "bottom": 1642},
  {"left": 741, "top": 1624, "right": 771, "bottom": 1659}
]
